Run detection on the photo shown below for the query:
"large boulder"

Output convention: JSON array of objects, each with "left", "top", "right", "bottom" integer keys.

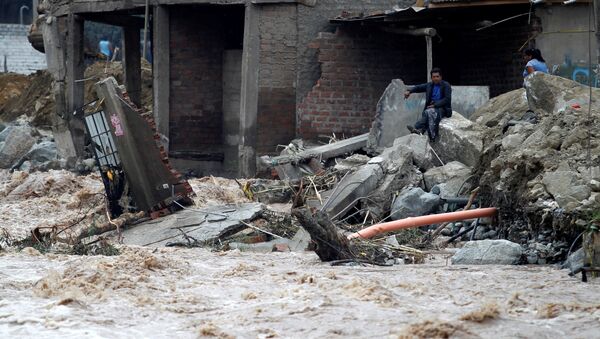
[
  {"left": 390, "top": 187, "right": 441, "bottom": 220},
  {"left": 452, "top": 240, "right": 523, "bottom": 265},
  {"left": 12, "top": 140, "right": 59, "bottom": 171},
  {"left": 432, "top": 112, "right": 484, "bottom": 168},
  {"left": 0, "top": 126, "right": 36, "bottom": 168},
  {"left": 524, "top": 71, "right": 586, "bottom": 114},
  {"left": 562, "top": 248, "right": 584, "bottom": 274},
  {"left": 542, "top": 170, "right": 591, "bottom": 208},
  {"left": 389, "top": 134, "right": 439, "bottom": 171},
  {"left": 471, "top": 88, "right": 529, "bottom": 128},
  {"left": 423, "top": 161, "right": 472, "bottom": 197}
]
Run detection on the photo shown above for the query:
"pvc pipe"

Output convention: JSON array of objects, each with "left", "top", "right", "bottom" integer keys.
[{"left": 348, "top": 207, "right": 497, "bottom": 240}]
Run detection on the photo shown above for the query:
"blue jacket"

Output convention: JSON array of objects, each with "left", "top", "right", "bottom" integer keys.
[{"left": 409, "top": 80, "right": 452, "bottom": 118}]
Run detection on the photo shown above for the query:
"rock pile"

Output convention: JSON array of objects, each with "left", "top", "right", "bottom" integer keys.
[{"left": 472, "top": 73, "right": 600, "bottom": 262}]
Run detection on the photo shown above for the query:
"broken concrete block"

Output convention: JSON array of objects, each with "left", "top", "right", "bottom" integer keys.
[
  {"left": 270, "top": 134, "right": 368, "bottom": 168},
  {"left": 0, "top": 126, "right": 36, "bottom": 168},
  {"left": 390, "top": 134, "right": 439, "bottom": 171},
  {"left": 423, "top": 161, "right": 472, "bottom": 197},
  {"left": 452, "top": 240, "right": 523, "bottom": 265},
  {"left": 333, "top": 154, "right": 371, "bottom": 173},
  {"left": 390, "top": 187, "right": 441, "bottom": 221},
  {"left": 367, "top": 79, "right": 489, "bottom": 152},
  {"left": 365, "top": 150, "right": 420, "bottom": 220},
  {"left": 367, "top": 79, "right": 410, "bottom": 151},
  {"left": 432, "top": 112, "right": 483, "bottom": 168},
  {"left": 323, "top": 163, "right": 384, "bottom": 220}
]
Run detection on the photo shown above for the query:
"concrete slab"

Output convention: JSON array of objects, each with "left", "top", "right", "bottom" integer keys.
[
  {"left": 322, "top": 163, "right": 384, "bottom": 220},
  {"left": 270, "top": 133, "right": 368, "bottom": 167},
  {"left": 368, "top": 79, "right": 489, "bottom": 150},
  {"left": 122, "top": 203, "right": 263, "bottom": 247}
]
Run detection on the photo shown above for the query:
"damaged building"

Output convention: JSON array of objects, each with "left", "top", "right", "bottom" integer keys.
[{"left": 35, "top": 0, "right": 598, "bottom": 179}]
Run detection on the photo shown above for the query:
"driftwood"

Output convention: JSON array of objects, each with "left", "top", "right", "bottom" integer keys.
[
  {"left": 74, "top": 211, "right": 147, "bottom": 243},
  {"left": 292, "top": 207, "right": 353, "bottom": 261},
  {"left": 293, "top": 207, "right": 424, "bottom": 264}
]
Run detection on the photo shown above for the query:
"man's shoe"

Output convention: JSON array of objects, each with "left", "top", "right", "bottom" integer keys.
[{"left": 407, "top": 125, "right": 421, "bottom": 134}]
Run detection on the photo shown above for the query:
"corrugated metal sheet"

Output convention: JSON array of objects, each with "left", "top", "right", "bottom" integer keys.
[{"left": 331, "top": 6, "right": 427, "bottom": 22}]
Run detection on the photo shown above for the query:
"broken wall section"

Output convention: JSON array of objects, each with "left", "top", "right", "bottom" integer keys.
[
  {"left": 295, "top": 0, "right": 414, "bottom": 109},
  {"left": 298, "top": 25, "right": 426, "bottom": 140}
]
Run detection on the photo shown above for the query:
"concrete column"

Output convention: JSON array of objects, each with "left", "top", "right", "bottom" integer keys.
[
  {"left": 40, "top": 15, "right": 78, "bottom": 163},
  {"left": 122, "top": 26, "right": 142, "bottom": 107},
  {"left": 238, "top": 3, "right": 260, "bottom": 177},
  {"left": 153, "top": 5, "right": 170, "bottom": 152},
  {"left": 595, "top": 0, "right": 600, "bottom": 64},
  {"left": 223, "top": 49, "right": 243, "bottom": 175},
  {"left": 66, "top": 13, "right": 86, "bottom": 157}
]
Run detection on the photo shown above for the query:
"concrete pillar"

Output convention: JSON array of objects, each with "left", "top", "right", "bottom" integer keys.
[
  {"left": 66, "top": 13, "right": 86, "bottom": 157},
  {"left": 238, "top": 3, "right": 260, "bottom": 177},
  {"left": 40, "top": 15, "right": 78, "bottom": 163},
  {"left": 122, "top": 26, "right": 142, "bottom": 107},
  {"left": 223, "top": 49, "right": 243, "bottom": 175},
  {"left": 153, "top": 5, "right": 170, "bottom": 152},
  {"left": 595, "top": 0, "right": 600, "bottom": 64}
]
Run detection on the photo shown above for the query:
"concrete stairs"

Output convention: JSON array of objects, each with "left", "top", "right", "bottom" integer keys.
[{"left": 0, "top": 23, "right": 46, "bottom": 74}]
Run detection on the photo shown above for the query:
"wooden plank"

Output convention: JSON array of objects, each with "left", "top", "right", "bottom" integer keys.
[{"left": 123, "top": 26, "right": 142, "bottom": 107}]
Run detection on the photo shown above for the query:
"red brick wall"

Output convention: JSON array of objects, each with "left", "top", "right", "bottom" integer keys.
[
  {"left": 257, "top": 4, "right": 298, "bottom": 154},
  {"left": 297, "top": 26, "right": 426, "bottom": 140},
  {"left": 169, "top": 7, "right": 224, "bottom": 152}
]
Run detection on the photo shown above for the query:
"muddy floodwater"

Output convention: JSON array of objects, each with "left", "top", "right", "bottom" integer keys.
[{"left": 1, "top": 247, "right": 599, "bottom": 338}]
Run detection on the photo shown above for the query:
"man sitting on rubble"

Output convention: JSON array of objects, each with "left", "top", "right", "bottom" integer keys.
[{"left": 404, "top": 68, "right": 452, "bottom": 141}]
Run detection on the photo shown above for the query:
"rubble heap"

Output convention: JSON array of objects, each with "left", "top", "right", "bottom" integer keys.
[{"left": 473, "top": 73, "right": 600, "bottom": 263}]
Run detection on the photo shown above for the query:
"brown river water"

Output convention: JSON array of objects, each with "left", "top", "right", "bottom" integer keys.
[{"left": 1, "top": 246, "right": 599, "bottom": 338}]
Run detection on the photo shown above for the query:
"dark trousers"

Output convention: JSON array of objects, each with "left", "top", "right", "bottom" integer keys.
[{"left": 414, "top": 107, "right": 442, "bottom": 141}]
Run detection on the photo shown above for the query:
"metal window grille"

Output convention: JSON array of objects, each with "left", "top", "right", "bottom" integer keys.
[{"left": 83, "top": 104, "right": 121, "bottom": 168}]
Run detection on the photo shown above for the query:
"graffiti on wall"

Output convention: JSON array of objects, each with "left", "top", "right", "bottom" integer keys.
[{"left": 551, "top": 55, "right": 600, "bottom": 87}]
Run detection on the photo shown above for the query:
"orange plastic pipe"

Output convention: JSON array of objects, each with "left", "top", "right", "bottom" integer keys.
[{"left": 348, "top": 207, "right": 498, "bottom": 240}]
